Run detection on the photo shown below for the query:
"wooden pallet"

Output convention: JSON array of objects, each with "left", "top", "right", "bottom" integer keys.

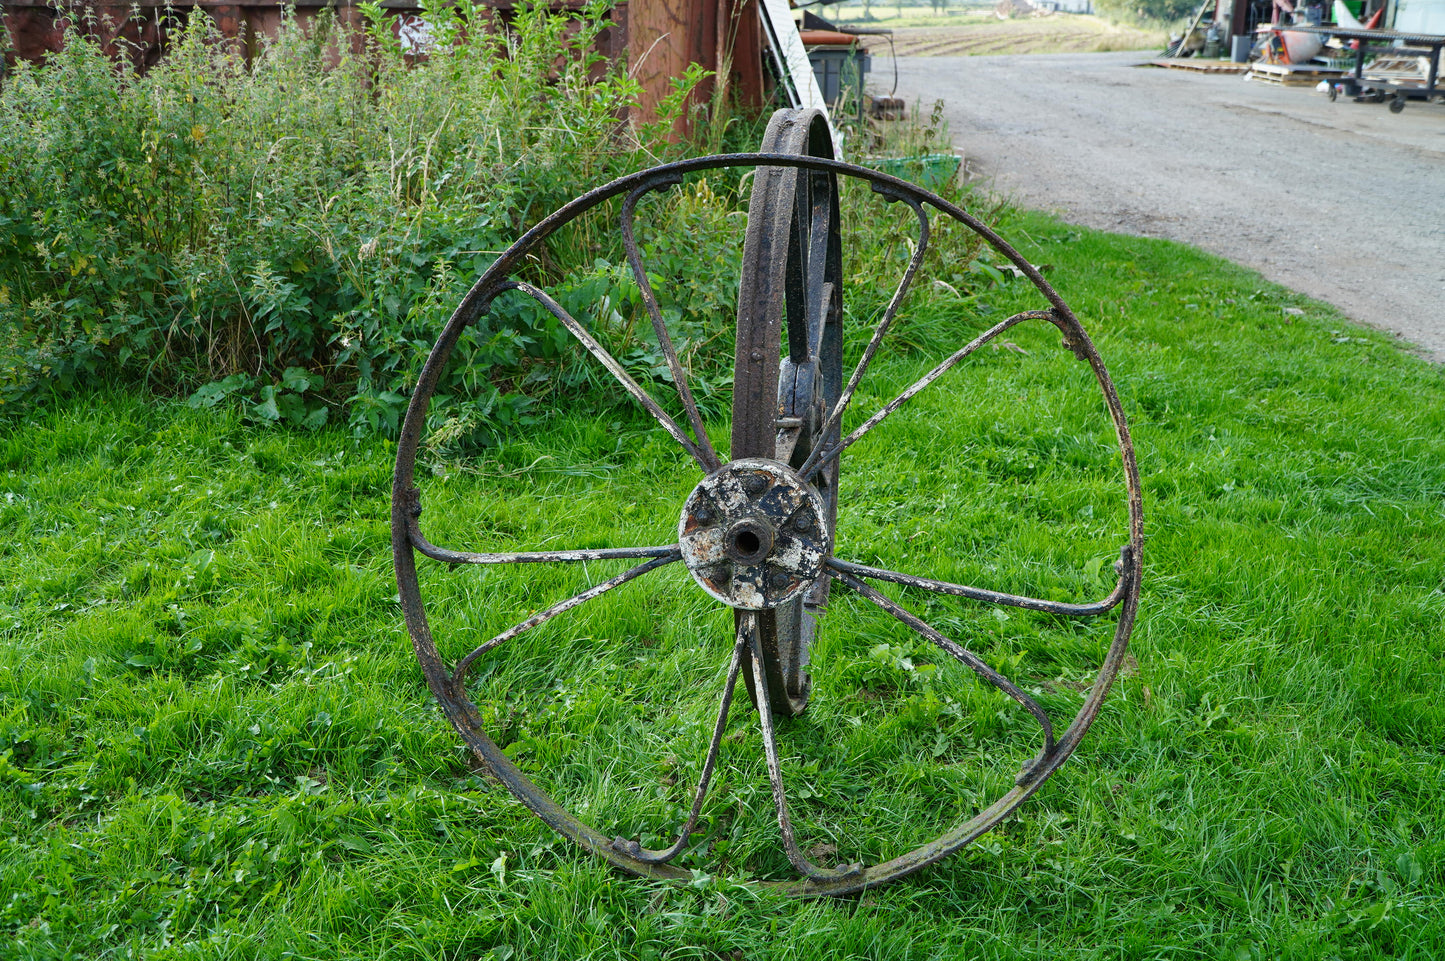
[
  {"left": 1248, "top": 62, "right": 1346, "bottom": 85},
  {"left": 1367, "top": 56, "right": 1427, "bottom": 74},
  {"left": 1150, "top": 58, "right": 1252, "bottom": 74},
  {"left": 1362, "top": 69, "right": 1429, "bottom": 84}
]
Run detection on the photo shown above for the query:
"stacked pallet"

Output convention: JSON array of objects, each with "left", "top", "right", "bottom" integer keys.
[
  {"left": 1358, "top": 56, "right": 1429, "bottom": 86},
  {"left": 1248, "top": 62, "right": 1346, "bottom": 85},
  {"left": 1150, "top": 58, "right": 1252, "bottom": 73}
]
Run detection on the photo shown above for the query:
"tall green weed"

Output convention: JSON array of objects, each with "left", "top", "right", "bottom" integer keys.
[
  {"left": 0, "top": 1, "right": 714, "bottom": 439},
  {"left": 1, "top": 3, "right": 999, "bottom": 445}
]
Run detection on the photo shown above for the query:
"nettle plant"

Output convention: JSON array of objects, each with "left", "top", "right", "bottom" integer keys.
[
  {"left": 2, "top": 1, "right": 1000, "bottom": 447},
  {"left": 0, "top": 1, "right": 719, "bottom": 443}
]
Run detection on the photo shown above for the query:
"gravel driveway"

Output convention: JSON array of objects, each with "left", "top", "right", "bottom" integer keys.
[{"left": 892, "top": 51, "right": 1445, "bottom": 362}]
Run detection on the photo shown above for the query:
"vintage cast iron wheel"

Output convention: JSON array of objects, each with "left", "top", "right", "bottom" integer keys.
[{"left": 392, "top": 108, "right": 1144, "bottom": 896}]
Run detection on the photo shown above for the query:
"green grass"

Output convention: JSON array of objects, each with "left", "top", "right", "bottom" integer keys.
[{"left": 3, "top": 210, "right": 1444, "bottom": 959}]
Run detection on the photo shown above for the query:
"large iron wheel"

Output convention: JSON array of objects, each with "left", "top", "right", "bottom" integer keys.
[{"left": 392, "top": 108, "right": 1143, "bottom": 896}]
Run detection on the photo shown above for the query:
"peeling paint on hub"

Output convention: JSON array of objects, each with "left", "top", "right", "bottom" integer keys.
[{"left": 679, "top": 458, "right": 827, "bottom": 610}]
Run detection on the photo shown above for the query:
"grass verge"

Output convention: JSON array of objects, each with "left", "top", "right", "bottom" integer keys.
[{"left": 2, "top": 210, "right": 1443, "bottom": 959}]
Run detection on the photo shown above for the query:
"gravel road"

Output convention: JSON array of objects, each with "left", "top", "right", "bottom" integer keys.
[{"left": 891, "top": 51, "right": 1445, "bottom": 362}]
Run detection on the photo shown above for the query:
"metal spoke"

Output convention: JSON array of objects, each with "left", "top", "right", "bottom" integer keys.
[
  {"left": 414, "top": 542, "right": 678, "bottom": 566},
  {"left": 805, "top": 198, "right": 831, "bottom": 359},
  {"left": 398, "top": 483, "right": 676, "bottom": 567},
  {"left": 807, "top": 309, "right": 1054, "bottom": 476},
  {"left": 408, "top": 521, "right": 676, "bottom": 568},
  {"left": 451, "top": 550, "right": 681, "bottom": 686},
  {"left": 611, "top": 617, "right": 750, "bottom": 864},
  {"left": 827, "top": 546, "right": 1132, "bottom": 618},
  {"left": 827, "top": 567, "right": 1056, "bottom": 756},
  {"left": 783, "top": 171, "right": 811, "bottom": 364},
  {"left": 620, "top": 179, "right": 723, "bottom": 471},
  {"left": 744, "top": 612, "right": 864, "bottom": 882},
  {"left": 498, "top": 281, "right": 713, "bottom": 471},
  {"left": 797, "top": 192, "right": 929, "bottom": 482}
]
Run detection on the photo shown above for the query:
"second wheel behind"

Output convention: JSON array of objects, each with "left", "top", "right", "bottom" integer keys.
[{"left": 732, "top": 108, "right": 844, "bottom": 718}]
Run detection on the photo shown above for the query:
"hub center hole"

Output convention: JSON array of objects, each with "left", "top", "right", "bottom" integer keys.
[{"left": 723, "top": 518, "right": 774, "bottom": 564}]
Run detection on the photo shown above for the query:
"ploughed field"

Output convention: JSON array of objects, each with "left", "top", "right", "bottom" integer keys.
[{"left": 853, "top": 14, "right": 1163, "bottom": 57}]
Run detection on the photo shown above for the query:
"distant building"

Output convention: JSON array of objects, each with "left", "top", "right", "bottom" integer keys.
[{"left": 1390, "top": 0, "right": 1445, "bottom": 32}]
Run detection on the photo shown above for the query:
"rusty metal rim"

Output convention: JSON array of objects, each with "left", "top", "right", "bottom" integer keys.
[
  {"left": 391, "top": 149, "right": 1144, "bottom": 897},
  {"left": 732, "top": 109, "right": 842, "bottom": 720}
]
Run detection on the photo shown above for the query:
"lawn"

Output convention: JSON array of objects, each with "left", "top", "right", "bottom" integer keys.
[{"left": 2, "top": 208, "right": 1443, "bottom": 959}]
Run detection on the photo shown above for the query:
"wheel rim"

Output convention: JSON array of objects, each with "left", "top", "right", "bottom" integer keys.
[{"left": 392, "top": 123, "right": 1144, "bottom": 896}]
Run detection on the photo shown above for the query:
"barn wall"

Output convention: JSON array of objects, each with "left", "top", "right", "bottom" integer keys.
[
  {"left": 1, "top": 2, "right": 370, "bottom": 72},
  {"left": 627, "top": 0, "right": 764, "bottom": 133},
  {"left": 3, "top": 0, "right": 768, "bottom": 129}
]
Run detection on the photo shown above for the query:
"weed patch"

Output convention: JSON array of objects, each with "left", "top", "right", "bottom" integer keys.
[{"left": 0, "top": 2, "right": 719, "bottom": 439}]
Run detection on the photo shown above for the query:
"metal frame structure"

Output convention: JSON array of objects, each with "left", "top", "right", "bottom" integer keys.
[
  {"left": 392, "top": 109, "right": 1144, "bottom": 896},
  {"left": 1289, "top": 23, "right": 1445, "bottom": 109}
]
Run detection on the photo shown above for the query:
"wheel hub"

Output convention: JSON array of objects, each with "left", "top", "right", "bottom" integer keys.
[{"left": 679, "top": 459, "right": 828, "bottom": 610}]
